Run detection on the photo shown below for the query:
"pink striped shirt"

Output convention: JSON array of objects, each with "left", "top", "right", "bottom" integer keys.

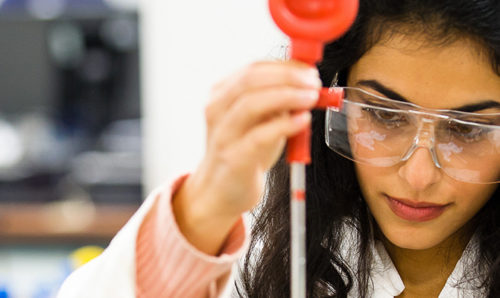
[{"left": 135, "top": 175, "right": 249, "bottom": 297}]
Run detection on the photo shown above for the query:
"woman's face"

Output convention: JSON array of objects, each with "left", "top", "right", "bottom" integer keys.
[{"left": 348, "top": 34, "right": 500, "bottom": 250}]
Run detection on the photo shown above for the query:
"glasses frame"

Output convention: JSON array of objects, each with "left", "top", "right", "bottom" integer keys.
[{"left": 324, "top": 86, "right": 500, "bottom": 184}]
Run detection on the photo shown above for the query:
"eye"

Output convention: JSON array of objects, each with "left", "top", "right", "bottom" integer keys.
[
  {"left": 362, "top": 106, "right": 409, "bottom": 128},
  {"left": 446, "top": 120, "right": 490, "bottom": 143}
]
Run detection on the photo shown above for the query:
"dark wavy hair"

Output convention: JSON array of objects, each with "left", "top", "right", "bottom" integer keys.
[{"left": 238, "top": 0, "right": 500, "bottom": 297}]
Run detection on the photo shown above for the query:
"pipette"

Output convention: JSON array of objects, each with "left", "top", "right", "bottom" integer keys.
[{"left": 268, "top": 1, "right": 358, "bottom": 297}]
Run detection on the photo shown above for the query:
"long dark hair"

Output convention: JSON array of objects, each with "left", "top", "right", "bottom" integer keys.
[{"left": 238, "top": 0, "right": 500, "bottom": 297}]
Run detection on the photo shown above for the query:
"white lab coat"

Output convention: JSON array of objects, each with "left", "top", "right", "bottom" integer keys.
[{"left": 56, "top": 187, "right": 161, "bottom": 298}]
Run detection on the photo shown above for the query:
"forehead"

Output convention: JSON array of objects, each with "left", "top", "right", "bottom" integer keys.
[{"left": 347, "top": 35, "right": 500, "bottom": 110}]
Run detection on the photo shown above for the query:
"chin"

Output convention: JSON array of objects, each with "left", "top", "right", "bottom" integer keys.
[
  {"left": 381, "top": 226, "right": 444, "bottom": 250},
  {"left": 387, "top": 237, "right": 437, "bottom": 250}
]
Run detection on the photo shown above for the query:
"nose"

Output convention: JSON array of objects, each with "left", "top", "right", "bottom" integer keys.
[{"left": 398, "top": 147, "right": 442, "bottom": 191}]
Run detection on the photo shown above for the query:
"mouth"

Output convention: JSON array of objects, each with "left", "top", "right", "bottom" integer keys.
[{"left": 385, "top": 195, "right": 450, "bottom": 222}]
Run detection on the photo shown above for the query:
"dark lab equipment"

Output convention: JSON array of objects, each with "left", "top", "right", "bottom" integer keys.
[{"left": 0, "top": 3, "right": 142, "bottom": 205}]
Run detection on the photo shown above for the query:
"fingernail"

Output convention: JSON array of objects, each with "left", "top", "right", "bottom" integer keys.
[
  {"left": 300, "top": 90, "right": 319, "bottom": 102},
  {"left": 293, "top": 112, "right": 311, "bottom": 125},
  {"left": 300, "top": 68, "right": 322, "bottom": 88}
]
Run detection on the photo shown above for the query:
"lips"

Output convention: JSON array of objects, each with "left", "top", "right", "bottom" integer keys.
[{"left": 385, "top": 195, "right": 450, "bottom": 222}]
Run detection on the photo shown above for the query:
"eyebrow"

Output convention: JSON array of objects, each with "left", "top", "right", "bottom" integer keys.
[{"left": 356, "top": 80, "right": 500, "bottom": 113}]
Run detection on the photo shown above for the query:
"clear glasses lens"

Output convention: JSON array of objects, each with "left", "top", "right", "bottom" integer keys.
[{"left": 325, "top": 87, "right": 500, "bottom": 184}]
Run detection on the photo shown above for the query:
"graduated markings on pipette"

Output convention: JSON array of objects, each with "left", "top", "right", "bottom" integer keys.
[{"left": 293, "top": 190, "right": 306, "bottom": 201}]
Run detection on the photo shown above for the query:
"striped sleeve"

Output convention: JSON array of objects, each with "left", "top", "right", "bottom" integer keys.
[{"left": 135, "top": 175, "right": 249, "bottom": 298}]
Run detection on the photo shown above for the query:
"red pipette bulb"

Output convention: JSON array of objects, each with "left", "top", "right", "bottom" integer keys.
[
  {"left": 269, "top": 0, "right": 358, "bottom": 163},
  {"left": 286, "top": 0, "right": 337, "bottom": 19},
  {"left": 270, "top": 0, "right": 358, "bottom": 64}
]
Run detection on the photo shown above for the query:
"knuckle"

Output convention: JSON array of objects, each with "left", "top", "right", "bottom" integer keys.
[
  {"left": 281, "top": 88, "right": 298, "bottom": 102},
  {"left": 238, "top": 66, "right": 258, "bottom": 87},
  {"left": 238, "top": 72, "right": 252, "bottom": 87},
  {"left": 284, "top": 68, "right": 301, "bottom": 84},
  {"left": 279, "top": 114, "right": 296, "bottom": 134},
  {"left": 204, "top": 103, "right": 216, "bottom": 125},
  {"left": 208, "top": 85, "right": 219, "bottom": 101},
  {"left": 211, "top": 79, "right": 224, "bottom": 93},
  {"left": 277, "top": 114, "right": 292, "bottom": 135},
  {"left": 249, "top": 132, "right": 268, "bottom": 149},
  {"left": 208, "top": 84, "right": 224, "bottom": 105},
  {"left": 248, "top": 60, "right": 265, "bottom": 69},
  {"left": 208, "top": 79, "right": 229, "bottom": 103},
  {"left": 235, "top": 94, "right": 257, "bottom": 118},
  {"left": 212, "top": 145, "right": 244, "bottom": 172},
  {"left": 209, "top": 130, "right": 226, "bottom": 152}
]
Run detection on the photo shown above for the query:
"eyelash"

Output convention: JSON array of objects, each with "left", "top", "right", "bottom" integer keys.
[
  {"left": 361, "top": 107, "right": 492, "bottom": 143},
  {"left": 441, "top": 121, "right": 491, "bottom": 143},
  {"left": 362, "top": 107, "right": 409, "bottom": 128}
]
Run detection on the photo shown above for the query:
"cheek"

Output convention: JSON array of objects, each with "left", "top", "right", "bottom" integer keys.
[
  {"left": 354, "top": 163, "right": 392, "bottom": 197},
  {"left": 453, "top": 183, "right": 497, "bottom": 218},
  {"left": 353, "top": 164, "right": 392, "bottom": 218},
  {"left": 355, "top": 164, "right": 396, "bottom": 209}
]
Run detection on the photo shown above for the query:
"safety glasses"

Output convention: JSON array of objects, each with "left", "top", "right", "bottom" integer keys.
[{"left": 325, "top": 87, "right": 500, "bottom": 184}]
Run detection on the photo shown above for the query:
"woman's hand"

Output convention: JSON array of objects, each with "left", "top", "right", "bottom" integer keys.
[{"left": 173, "top": 61, "right": 321, "bottom": 255}]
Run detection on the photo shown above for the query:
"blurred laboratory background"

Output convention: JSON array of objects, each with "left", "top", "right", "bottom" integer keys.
[
  {"left": 0, "top": 0, "right": 285, "bottom": 296},
  {"left": 0, "top": 0, "right": 140, "bottom": 297}
]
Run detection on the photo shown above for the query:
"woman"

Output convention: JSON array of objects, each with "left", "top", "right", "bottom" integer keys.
[{"left": 58, "top": 0, "right": 499, "bottom": 297}]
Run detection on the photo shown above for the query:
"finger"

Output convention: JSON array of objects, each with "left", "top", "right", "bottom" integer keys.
[
  {"left": 205, "top": 61, "right": 321, "bottom": 129},
  {"left": 215, "top": 86, "right": 318, "bottom": 142},
  {"left": 232, "top": 111, "right": 312, "bottom": 171}
]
